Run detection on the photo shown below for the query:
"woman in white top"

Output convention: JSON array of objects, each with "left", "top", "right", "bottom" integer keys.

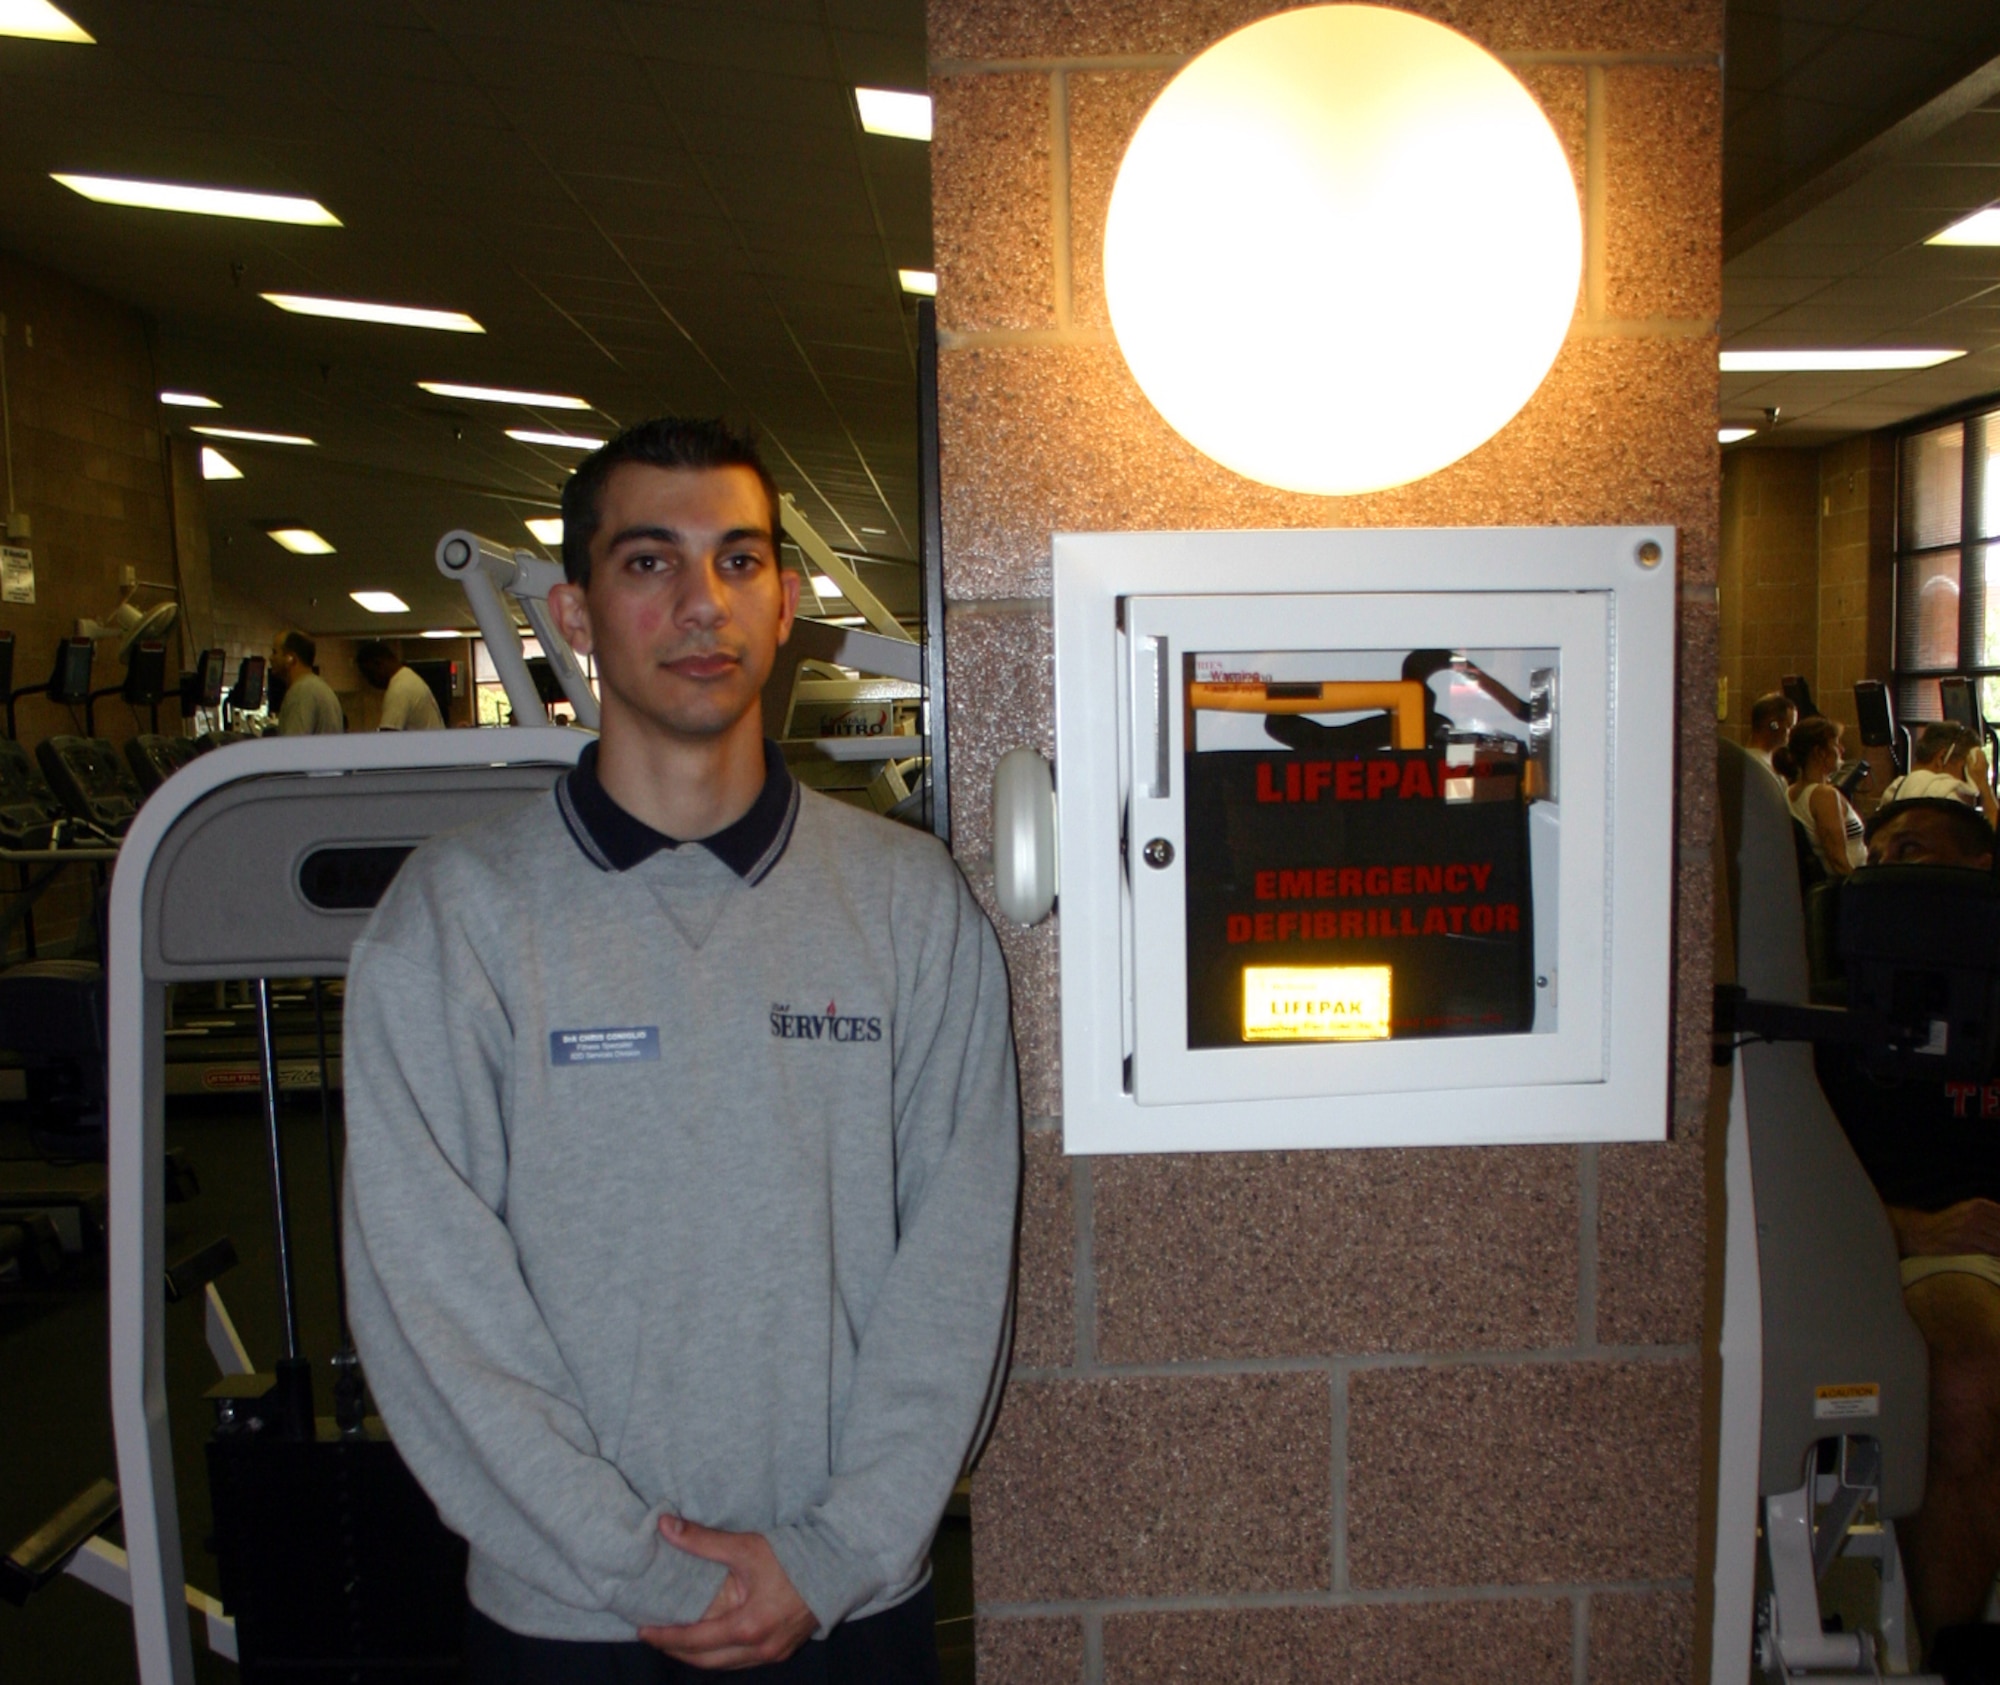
[
  {"left": 1878, "top": 719, "right": 1999, "bottom": 828},
  {"left": 1785, "top": 715, "right": 1866, "bottom": 876}
]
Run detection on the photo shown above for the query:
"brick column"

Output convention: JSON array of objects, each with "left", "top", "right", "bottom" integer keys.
[{"left": 928, "top": 3, "right": 1722, "bottom": 1679}]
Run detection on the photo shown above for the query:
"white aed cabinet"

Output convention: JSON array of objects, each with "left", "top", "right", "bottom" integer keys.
[{"left": 1051, "top": 527, "right": 1678, "bottom": 1154}]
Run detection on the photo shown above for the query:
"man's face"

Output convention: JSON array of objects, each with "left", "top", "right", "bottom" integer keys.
[
  {"left": 550, "top": 463, "right": 797, "bottom": 742},
  {"left": 1867, "top": 807, "right": 1995, "bottom": 870}
]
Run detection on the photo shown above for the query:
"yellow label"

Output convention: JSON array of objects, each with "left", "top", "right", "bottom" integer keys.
[
  {"left": 1243, "top": 966, "right": 1392, "bottom": 1042},
  {"left": 1813, "top": 1382, "right": 1881, "bottom": 1420}
]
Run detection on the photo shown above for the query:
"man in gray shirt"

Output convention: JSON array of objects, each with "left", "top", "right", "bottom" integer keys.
[
  {"left": 356, "top": 639, "right": 445, "bottom": 730},
  {"left": 342, "top": 417, "right": 1019, "bottom": 1682},
  {"left": 271, "top": 631, "right": 345, "bottom": 734}
]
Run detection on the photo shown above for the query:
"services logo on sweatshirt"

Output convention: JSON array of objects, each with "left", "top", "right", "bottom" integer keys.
[{"left": 770, "top": 999, "right": 884, "bottom": 1043}]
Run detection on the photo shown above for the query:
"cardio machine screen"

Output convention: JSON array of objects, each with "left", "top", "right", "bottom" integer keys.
[{"left": 1182, "top": 645, "right": 1557, "bottom": 1049}]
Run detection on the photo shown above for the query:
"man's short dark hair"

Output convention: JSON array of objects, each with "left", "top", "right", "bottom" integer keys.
[
  {"left": 282, "top": 631, "right": 316, "bottom": 669},
  {"left": 1750, "top": 691, "right": 1794, "bottom": 733},
  {"left": 1865, "top": 795, "right": 1997, "bottom": 858},
  {"left": 559, "top": 416, "right": 781, "bottom": 587},
  {"left": 354, "top": 639, "right": 396, "bottom": 672}
]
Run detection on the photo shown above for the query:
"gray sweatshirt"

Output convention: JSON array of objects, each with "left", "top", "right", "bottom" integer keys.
[{"left": 341, "top": 782, "right": 1020, "bottom": 1641}]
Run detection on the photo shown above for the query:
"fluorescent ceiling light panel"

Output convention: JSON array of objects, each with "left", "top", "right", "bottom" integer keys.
[
  {"left": 351, "top": 591, "right": 410, "bottom": 614},
  {"left": 523, "top": 516, "right": 564, "bottom": 544},
  {"left": 53, "top": 175, "right": 337, "bottom": 224},
  {"left": 199, "top": 447, "right": 241, "bottom": 480},
  {"left": 507, "top": 428, "right": 604, "bottom": 449},
  {"left": 190, "top": 425, "right": 315, "bottom": 446},
  {"left": 160, "top": 391, "right": 220, "bottom": 408},
  {"left": 898, "top": 269, "right": 937, "bottom": 297},
  {"left": 810, "top": 574, "right": 843, "bottom": 597},
  {"left": 0, "top": 3, "right": 92, "bottom": 42},
  {"left": 859, "top": 526, "right": 887, "bottom": 535},
  {"left": 1718, "top": 428, "right": 1756, "bottom": 444},
  {"left": 856, "top": 87, "right": 932, "bottom": 141},
  {"left": 1720, "top": 348, "right": 1964, "bottom": 372},
  {"left": 1928, "top": 208, "right": 2000, "bottom": 246},
  {"left": 420, "top": 628, "right": 466, "bottom": 639},
  {"left": 418, "top": 381, "right": 590, "bottom": 409},
  {"left": 263, "top": 293, "right": 483, "bottom": 333},
  {"left": 268, "top": 527, "right": 334, "bottom": 555}
]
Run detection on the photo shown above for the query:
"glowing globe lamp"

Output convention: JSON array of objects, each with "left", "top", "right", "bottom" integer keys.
[{"left": 1103, "top": 5, "right": 1581, "bottom": 496}]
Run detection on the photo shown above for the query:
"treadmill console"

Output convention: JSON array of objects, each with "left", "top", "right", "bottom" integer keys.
[
  {"left": 0, "top": 738, "right": 65, "bottom": 850},
  {"left": 36, "top": 735, "right": 143, "bottom": 836},
  {"left": 125, "top": 733, "right": 201, "bottom": 795}
]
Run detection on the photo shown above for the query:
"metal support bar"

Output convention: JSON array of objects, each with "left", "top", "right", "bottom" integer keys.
[
  {"left": 204, "top": 1283, "right": 252, "bottom": 1378},
  {"left": 779, "top": 495, "right": 913, "bottom": 643},
  {"left": 63, "top": 1536, "right": 237, "bottom": 1662},
  {"left": 254, "top": 978, "right": 301, "bottom": 1362},
  {"left": 1763, "top": 1474, "right": 1870, "bottom": 1674}
]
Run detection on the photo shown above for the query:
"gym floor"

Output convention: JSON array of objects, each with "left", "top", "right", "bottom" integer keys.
[{"left": 0, "top": 1081, "right": 975, "bottom": 1683}]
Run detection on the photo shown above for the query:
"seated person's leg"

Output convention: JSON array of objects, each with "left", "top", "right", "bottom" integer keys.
[{"left": 1898, "top": 1266, "right": 2000, "bottom": 1641}]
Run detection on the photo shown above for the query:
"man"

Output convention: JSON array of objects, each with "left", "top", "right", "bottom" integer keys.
[
  {"left": 1816, "top": 797, "right": 2000, "bottom": 1664},
  {"left": 355, "top": 638, "right": 445, "bottom": 730},
  {"left": 271, "top": 631, "right": 345, "bottom": 734},
  {"left": 1747, "top": 691, "right": 1797, "bottom": 782},
  {"left": 1880, "top": 720, "right": 1999, "bottom": 830},
  {"left": 342, "top": 416, "right": 1018, "bottom": 1682}
]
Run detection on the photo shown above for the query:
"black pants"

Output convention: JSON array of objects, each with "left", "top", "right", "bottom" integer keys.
[{"left": 465, "top": 1584, "right": 940, "bottom": 1685}]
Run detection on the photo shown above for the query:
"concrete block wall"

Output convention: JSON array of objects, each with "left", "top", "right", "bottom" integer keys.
[
  {"left": 1718, "top": 448, "right": 1819, "bottom": 736},
  {"left": 1716, "top": 438, "right": 1895, "bottom": 749},
  {"left": 927, "top": 2, "right": 1722, "bottom": 1679}
]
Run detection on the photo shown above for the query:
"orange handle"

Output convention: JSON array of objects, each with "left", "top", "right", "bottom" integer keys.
[{"left": 1189, "top": 680, "right": 1429, "bottom": 750}]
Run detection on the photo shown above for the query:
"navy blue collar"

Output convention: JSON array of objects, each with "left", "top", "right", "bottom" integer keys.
[{"left": 555, "top": 738, "right": 798, "bottom": 883}]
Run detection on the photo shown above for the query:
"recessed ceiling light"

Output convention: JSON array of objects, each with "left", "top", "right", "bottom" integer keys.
[
  {"left": 898, "top": 269, "right": 937, "bottom": 297},
  {"left": 810, "top": 574, "right": 844, "bottom": 597},
  {"left": 199, "top": 447, "right": 241, "bottom": 480},
  {"left": 351, "top": 591, "right": 410, "bottom": 614},
  {"left": 420, "top": 628, "right": 467, "bottom": 639},
  {"left": 418, "top": 381, "right": 591, "bottom": 409},
  {"left": 1927, "top": 208, "right": 2000, "bottom": 246},
  {"left": 859, "top": 526, "right": 887, "bottom": 535},
  {"left": 53, "top": 175, "right": 337, "bottom": 224},
  {"left": 827, "top": 616, "right": 868, "bottom": 626},
  {"left": 190, "top": 425, "right": 316, "bottom": 446},
  {"left": 1718, "top": 427, "right": 1756, "bottom": 445},
  {"left": 1720, "top": 348, "right": 1964, "bottom": 372},
  {"left": 267, "top": 527, "right": 334, "bottom": 554},
  {"left": 523, "top": 516, "right": 563, "bottom": 544},
  {"left": 160, "top": 391, "right": 220, "bottom": 408},
  {"left": 856, "top": 88, "right": 932, "bottom": 141},
  {"left": 263, "top": 293, "right": 483, "bottom": 333},
  {"left": 0, "top": 2, "right": 92, "bottom": 41},
  {"left": 507, "top": 428, "right": 605, "bottom": 449}
]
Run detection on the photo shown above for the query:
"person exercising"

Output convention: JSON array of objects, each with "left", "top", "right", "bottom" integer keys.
[
  {"left": 342, "top": 416, "right": 1019, "bottom": 1683},
  {"left": 355, "top": 639, "right": 445, "bottom": 730},
  {"left": 1816, "top": 798, "right": 2000, "bottom": 1666},
  {"left": 270, "top": 631, "right": 345, "bottom": 734}
]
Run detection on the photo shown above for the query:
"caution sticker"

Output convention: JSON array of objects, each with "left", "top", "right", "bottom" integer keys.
[{"left": 1813, "top": 1382, "right": 1881, "bottom": 1420}]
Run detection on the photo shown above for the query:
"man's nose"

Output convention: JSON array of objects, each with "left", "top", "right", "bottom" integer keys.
[{"left": 675, "top": 558, "right": 730, "bottom": 627}]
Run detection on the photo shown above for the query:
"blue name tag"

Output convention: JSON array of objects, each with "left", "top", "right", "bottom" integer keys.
[{"left": 549, "top": 1027, "right": 661, "bottom": 1066}]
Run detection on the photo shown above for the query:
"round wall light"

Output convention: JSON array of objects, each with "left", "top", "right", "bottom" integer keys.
[{"left": 1103, "top": 4, "right": 1581, "bottom": 497}]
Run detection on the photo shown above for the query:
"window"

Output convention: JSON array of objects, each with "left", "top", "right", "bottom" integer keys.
[{"left": 1895, "top": 414, "right": 2000, "bottom": 721}]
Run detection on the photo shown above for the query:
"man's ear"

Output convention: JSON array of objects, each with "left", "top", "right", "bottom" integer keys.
[
  {"left": 548, "top": 580, "right": 594, "bottom": 656},
  {"left": 775, "top": 565, "right": 801, "bottom": 646}
]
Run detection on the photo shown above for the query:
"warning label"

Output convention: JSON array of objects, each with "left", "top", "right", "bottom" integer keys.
[{"left": 1813, "top": 1383, "right": 1882, "bottom": 1420}]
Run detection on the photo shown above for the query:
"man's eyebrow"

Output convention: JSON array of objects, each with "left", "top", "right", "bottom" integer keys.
[
  {"left": 603, "top": 523, "right": 774, "bottom": 549},
  {"left": 606, "top": 524, "right": 681, "bottom": 550}
]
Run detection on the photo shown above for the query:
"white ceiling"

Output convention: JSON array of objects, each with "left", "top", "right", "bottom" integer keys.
[
  {"left": 1722, "top": 2, "right": 2000, "bottom": 444},
  {"left": 6, "top": 2, "right": 2000, "bottom": 607},
  {"left": 0, "top": 0, "right": 929, "bottom": 634}
]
